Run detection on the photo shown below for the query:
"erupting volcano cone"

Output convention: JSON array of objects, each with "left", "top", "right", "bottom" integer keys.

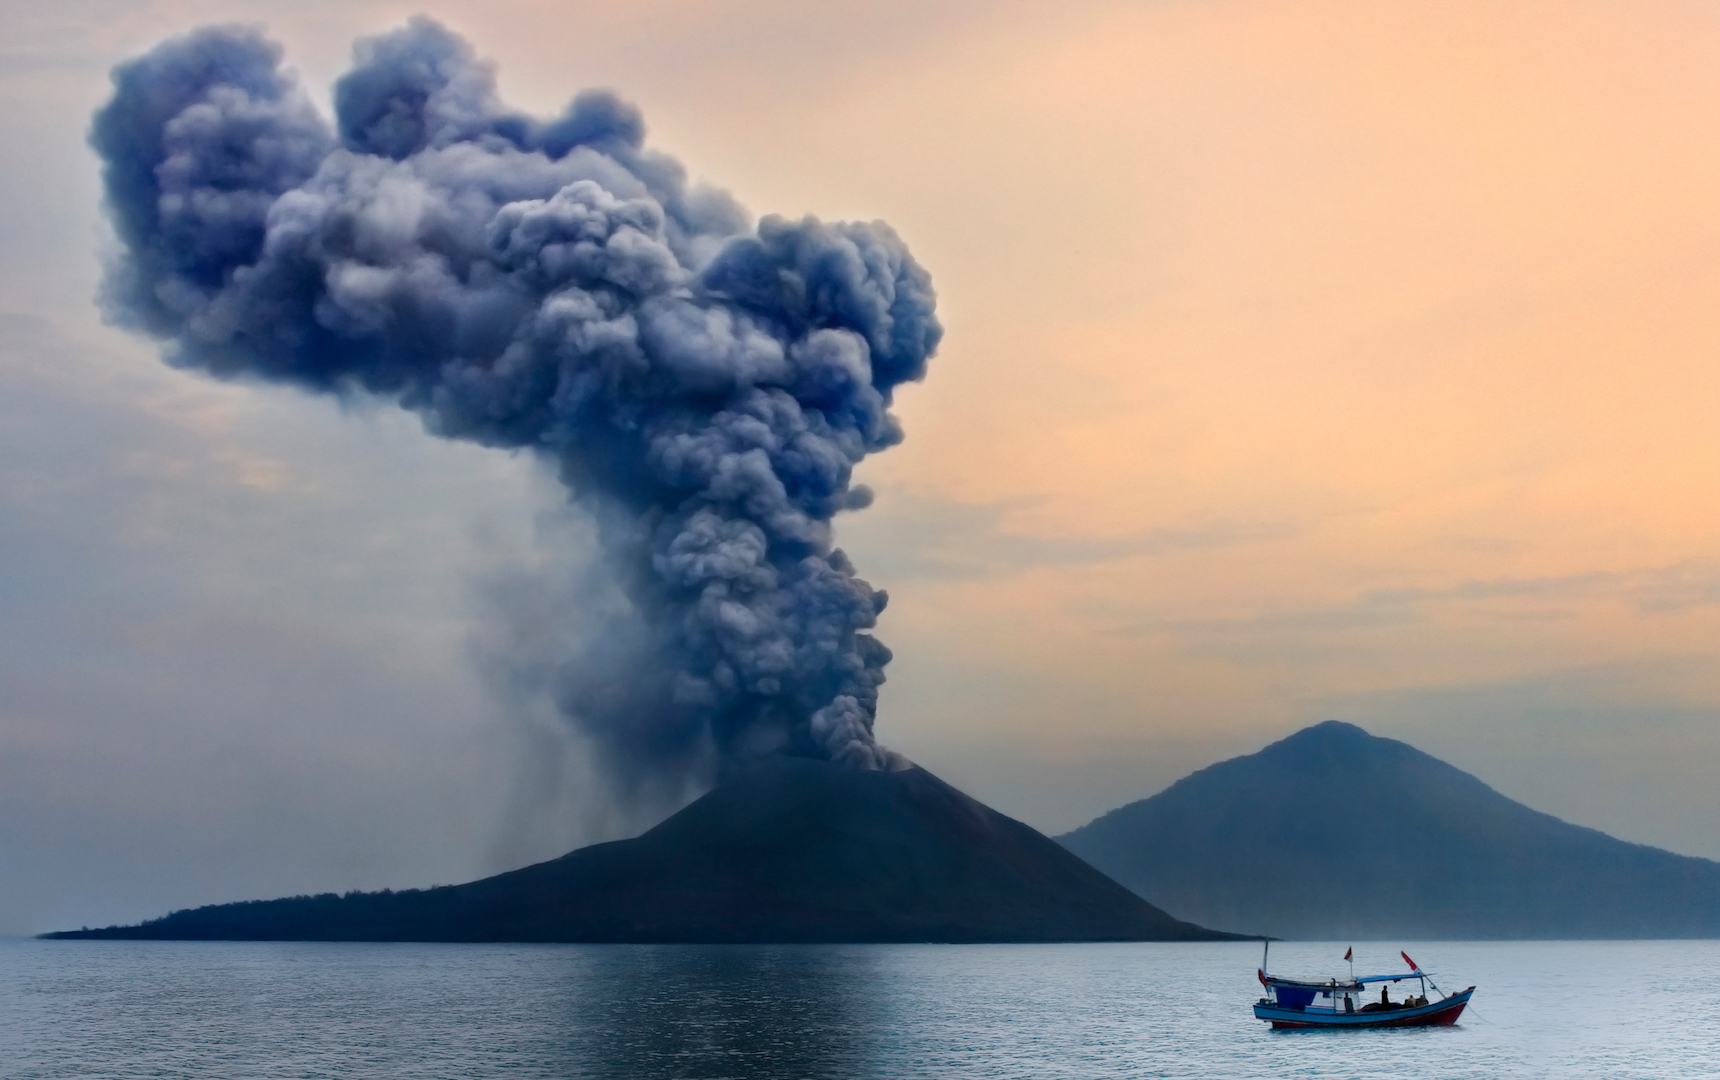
[{"left": 47, "top": 757, "right": 1239, "bottom": 943}]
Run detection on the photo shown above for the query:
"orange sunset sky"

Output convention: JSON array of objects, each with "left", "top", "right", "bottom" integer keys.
[{"left": 2, "top": 0, "right": 1718, "bottom": 930}]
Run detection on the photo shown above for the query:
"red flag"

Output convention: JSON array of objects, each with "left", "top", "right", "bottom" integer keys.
[
  {"left": 1402, "top": 951, "right": 1419, "bottom": 972},
  {"left": 1344, "top": 947, "right": 1352, "bottom": 961}
]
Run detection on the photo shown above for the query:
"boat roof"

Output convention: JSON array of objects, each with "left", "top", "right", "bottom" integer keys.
[{"left": 1264, "top": 973, "right": 1429, "bottom": 989}]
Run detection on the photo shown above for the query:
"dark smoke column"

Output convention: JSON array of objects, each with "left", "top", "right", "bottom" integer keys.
[{"left": 91, "top": 19, "right": 940, "bottom": 781}]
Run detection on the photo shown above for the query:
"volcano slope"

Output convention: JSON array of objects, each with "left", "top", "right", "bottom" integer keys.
[
  {"left": 47, "top": 756, "right": 1234, "bottom": 943},
  {"left": 1058, "top": 721, "right": 1720, "bottom": 940}
]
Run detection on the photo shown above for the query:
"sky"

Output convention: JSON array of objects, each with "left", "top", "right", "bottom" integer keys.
[{"left": 3, "top": 0, "right": 1719, "bottom": 936}]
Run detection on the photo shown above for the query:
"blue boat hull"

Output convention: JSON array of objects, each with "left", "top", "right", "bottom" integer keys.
[{"left": 1254, "top": 988, "right": 1474, "bottom": 1029}]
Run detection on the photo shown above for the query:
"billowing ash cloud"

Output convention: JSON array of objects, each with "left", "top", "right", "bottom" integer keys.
[{"left": 91, "top": 18, "right": 940, "bottom": 782}]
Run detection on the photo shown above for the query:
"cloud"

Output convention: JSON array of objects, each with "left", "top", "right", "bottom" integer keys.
[
  {"left": 1140, "top": 559, "right": 1720, "bottom": 639},
  {"left": 841, "top": 486, "right": 1296, "bottom": 583}
]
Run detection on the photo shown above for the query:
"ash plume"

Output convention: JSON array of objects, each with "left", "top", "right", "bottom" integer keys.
[{"left": 91, "top": 19, "right": 940, "bottom": 786}]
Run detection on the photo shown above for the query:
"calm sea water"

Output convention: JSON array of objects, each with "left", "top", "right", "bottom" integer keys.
[{"left": 3, "top": 938, "right": 1717, "bottom": 1079}]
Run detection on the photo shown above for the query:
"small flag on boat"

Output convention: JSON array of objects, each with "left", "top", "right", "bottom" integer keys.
[
  {"left": 1402, "top": 951, "right": 1419, "bottom": 972},
  {"left": 1344, "top": 947, "right": 1352, "bottom": 961}
]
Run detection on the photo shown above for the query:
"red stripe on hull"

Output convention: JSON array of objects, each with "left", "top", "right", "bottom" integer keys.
[{"left": 1268, "top": 1000, "right": 1468, "bottom": 1030}]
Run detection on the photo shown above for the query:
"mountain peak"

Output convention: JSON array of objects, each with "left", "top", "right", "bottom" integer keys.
[
  {"left": 1280, "top": 719, "right": 1373, "bottom": 742},
  {"left": 1256, "top": 720, "right": 1384, "bottom": 761},
  {"left": 1058, "top": 724, "right": 1720, "bottom": 939}
]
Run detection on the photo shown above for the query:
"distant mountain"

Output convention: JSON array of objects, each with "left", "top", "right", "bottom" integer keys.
[
  {"left": 1057, "top": 721, "right": 1720, "bottom": 940},
  {"left": 47, "top": 756, "right": 1235, "bottom": 943}
]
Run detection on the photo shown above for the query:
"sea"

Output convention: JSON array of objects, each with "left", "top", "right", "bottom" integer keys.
[{"left": 2, "top": 938, "right": 1716, "bottom": 1079}]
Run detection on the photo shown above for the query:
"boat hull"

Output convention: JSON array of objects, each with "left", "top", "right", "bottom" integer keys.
[{"left": 1254, "top": 988, "right": 1474, "bottom": 1030}]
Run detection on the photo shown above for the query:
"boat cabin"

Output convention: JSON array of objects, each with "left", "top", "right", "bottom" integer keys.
[{"left": 1261, "top": 972, "right": 1431, "bottom": 1015}]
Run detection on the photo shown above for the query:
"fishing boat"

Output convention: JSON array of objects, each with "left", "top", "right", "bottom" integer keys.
[{"left": 1253, "top": 943, "right": 1475, "bottom": 1030}]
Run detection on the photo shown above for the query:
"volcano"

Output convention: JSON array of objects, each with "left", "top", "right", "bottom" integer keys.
[{"left": 47, "top": 757, "right": 1236, "bottom": 943}]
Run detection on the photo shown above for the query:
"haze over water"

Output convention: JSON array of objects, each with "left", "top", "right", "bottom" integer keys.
[{"left": 5, "top": 939, "right": 1716, "bottom": 1078}]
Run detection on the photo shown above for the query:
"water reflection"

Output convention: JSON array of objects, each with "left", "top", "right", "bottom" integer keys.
[
  {"left": 542, "top": 945, "right": 883, "bottom": 1079},
  {"left": 11, "top": 940, "right": 1718, "bottom": 1079}
]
